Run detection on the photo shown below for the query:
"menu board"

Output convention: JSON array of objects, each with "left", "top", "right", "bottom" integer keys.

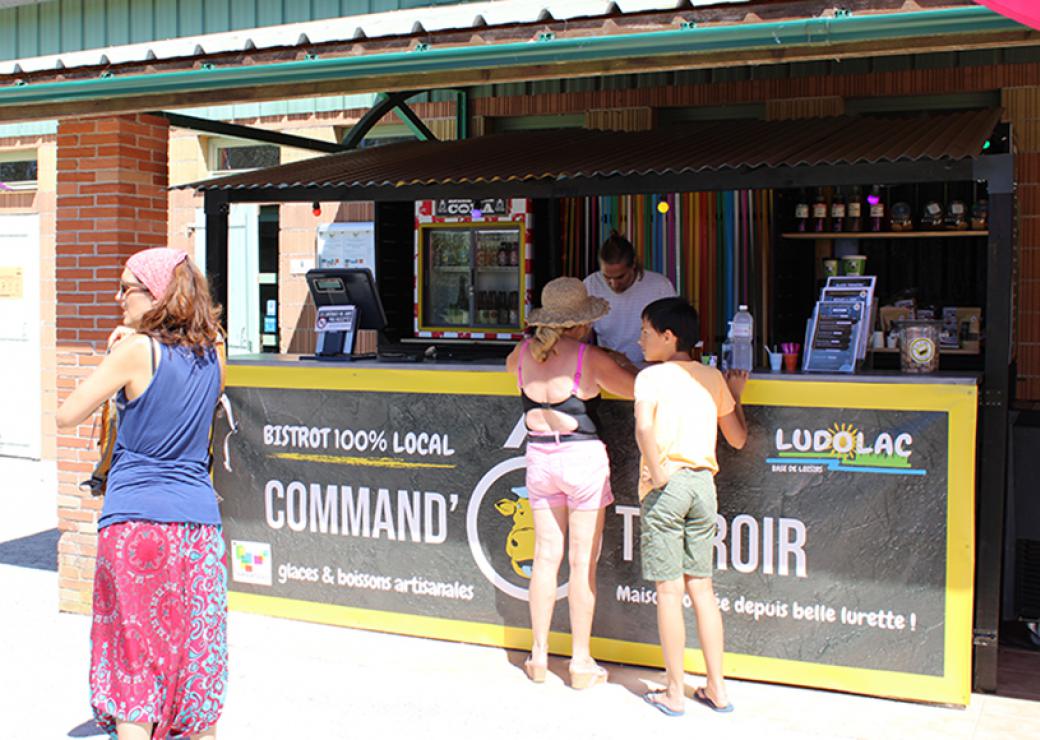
[{"left": 803, "top": 300, "right": 866, "bottom": 373}]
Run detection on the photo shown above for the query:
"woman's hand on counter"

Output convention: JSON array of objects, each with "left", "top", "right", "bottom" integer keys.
[{"left": 724, "top": 369, "right": 749, "bottom": 401}]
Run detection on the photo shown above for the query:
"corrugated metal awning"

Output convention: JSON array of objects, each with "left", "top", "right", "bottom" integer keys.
[{"left": 182, "top": 109, "right": 1003, "bottom": 196}]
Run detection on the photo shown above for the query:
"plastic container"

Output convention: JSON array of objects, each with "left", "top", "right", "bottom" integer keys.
[
  {"left": 841, "top": 255, "right": 867, "bottom": 276},
  {"left": 895, "top": 320, "right": 941, "bottom": 374},
  {"left": 729, "top": 305, "right": 754, "bottom": 371}
]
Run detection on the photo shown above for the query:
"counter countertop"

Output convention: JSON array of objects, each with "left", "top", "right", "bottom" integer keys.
[{"left": 227, "top": 354, "right": 981, "bottom": 385}]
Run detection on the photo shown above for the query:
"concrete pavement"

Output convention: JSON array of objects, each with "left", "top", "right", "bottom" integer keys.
[{"left": 2, "top": 457, "right": 1039, "bottom": 739}]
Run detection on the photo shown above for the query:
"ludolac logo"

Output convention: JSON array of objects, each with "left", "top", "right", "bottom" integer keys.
[{"left": 767, "top": 423, "right": 926, "bottom": 476}]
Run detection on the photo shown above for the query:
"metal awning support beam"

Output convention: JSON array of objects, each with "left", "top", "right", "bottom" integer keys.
[
  {"left": 340, "top": 91, "right": 436, "bottom": 149},
  {"left": 156, "top": 111, "right": 349, "bottom": 154}
]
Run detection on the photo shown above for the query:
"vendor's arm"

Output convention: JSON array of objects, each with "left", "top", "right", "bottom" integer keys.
[
  {"left": 635, "top": 398, "right": 668, "bottom": 489},
  {"left": 587, "top": 345, "right": 636, "bottom": 398},
  {"left": 718, "top": 369, "right": 748, "bottom": 450},
  {"left": 56, "top": 333, "right": 150, "bottom": 430}
]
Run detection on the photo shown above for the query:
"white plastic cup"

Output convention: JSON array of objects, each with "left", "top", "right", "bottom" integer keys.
[{"left": 768, "top": 352, "right": 783, "bottom": 372}]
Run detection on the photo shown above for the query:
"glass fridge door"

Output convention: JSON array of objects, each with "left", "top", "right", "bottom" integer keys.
[
  {"left": 473, "top": 226, "right": 522, "bottom": 331},
  {"left": 422, "top": 228, "right": 473, "bottom": 329}
]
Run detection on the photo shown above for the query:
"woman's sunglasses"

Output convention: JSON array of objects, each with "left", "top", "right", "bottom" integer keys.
[{"left": 117, "top": 280, "right": 151, "bottom": 299}]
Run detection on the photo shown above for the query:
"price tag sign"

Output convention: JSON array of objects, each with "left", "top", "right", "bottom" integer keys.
[{"left": 315, "top": 306, "right": 357, "bottom": 333}]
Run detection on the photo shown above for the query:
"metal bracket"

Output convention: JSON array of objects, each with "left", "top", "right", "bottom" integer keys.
[
  {"left": 413, "top": 42, "right": 429, "bottom": 53},
  {"left": 99, "top": 71, "right": 114, "bottom": 79},
  {"left": 537, "top": 32, "right": 555, "bottom": 42},
  {"left": 835, "top": 9, "right": 852, "bottom": 18},
  {"left": 199, "top": 63, "right": 215, "bottom": 71},
  {"left": 973, "top": 629, "right": 998, "bottom": 647},
  {"left": 304, "top": 52, "right": 319, "bottom": 61},
  {"left": 680, "top": 21, "right": 697, "bottom": 30}
]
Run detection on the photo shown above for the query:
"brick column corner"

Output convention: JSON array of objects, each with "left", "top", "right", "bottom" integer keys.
[{"left": 55, "top": 113, "right": 169, "bottom": 614}]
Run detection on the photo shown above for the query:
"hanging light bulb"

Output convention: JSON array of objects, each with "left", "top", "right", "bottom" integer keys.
[
  {"left": 657, "top": 200, "right": 670, "bottom": 215},
  {"left": 312, "top": 201, "right": 322, "bottom": 217}
]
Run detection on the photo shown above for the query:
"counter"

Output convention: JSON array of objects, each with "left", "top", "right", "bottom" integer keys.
[{"left": 216, "top": 358, "right": 977, "bottom": 705}]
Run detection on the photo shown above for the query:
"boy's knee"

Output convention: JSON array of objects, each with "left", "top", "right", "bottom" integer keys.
[
  {"left": 656, "top": 578, "right": 685, "bottom": 597},
  {"left": 685, "top": 575, "right": 714, "bottom": 594}
]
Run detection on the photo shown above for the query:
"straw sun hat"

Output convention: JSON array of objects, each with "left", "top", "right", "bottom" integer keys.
[{"left": 527, "top": 277, "right": 610, "bottom": 327}]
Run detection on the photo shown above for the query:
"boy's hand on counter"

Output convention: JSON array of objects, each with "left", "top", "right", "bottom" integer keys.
[{"left": 724, "top": 369, "right": 749, "bottom": 400}]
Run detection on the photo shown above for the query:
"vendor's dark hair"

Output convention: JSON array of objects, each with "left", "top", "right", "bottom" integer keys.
[
  {"left": 599, "top": 230, "right": 642, "bottom": 277},
  {"left": 642, "top": 297, "right": 700, "bottom": 353}
]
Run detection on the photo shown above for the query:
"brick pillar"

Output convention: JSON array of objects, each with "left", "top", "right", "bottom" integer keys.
[{"left": 55, "top": 113, "right": 169, "bottom": 614}]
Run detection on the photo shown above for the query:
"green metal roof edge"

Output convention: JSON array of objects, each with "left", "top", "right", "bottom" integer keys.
[{"left": 0, "top": 7, "right": 1026, "bottom": 110}]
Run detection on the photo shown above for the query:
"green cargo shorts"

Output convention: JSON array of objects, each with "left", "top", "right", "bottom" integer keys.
[{"left": 640, "top": 468, "right": 718, "bottom": 581}]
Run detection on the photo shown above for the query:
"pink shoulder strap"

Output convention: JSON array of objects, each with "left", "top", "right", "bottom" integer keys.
[
  {"left": 516, "top": 339, "right": 529, "bottom": 389},
  {"left": 572, "top": 342, "right": 587, "bottom": 394}
]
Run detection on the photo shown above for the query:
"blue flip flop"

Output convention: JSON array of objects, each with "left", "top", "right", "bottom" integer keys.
[
  {"left": 643, "top": 690, "right": 685, "bottom": 717},
  {"left": 694, "top": 687, "right": 734, "bottom": 713}
]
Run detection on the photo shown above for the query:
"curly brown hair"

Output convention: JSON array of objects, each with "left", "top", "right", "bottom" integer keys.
[{"left": 136, "top": 259, "right": 223, "bottom": 353}]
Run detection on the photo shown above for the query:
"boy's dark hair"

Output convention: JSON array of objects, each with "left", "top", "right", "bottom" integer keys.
[
  {"left": 642, "top": 297, "right": 700, "bottom": 353},
  {"left": 599, "top": 230, "right": 637, "bottom": 267}
]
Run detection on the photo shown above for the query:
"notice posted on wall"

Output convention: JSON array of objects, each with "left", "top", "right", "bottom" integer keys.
[{"left": 317, "top": 222, "right": 376, "bottom": 277}]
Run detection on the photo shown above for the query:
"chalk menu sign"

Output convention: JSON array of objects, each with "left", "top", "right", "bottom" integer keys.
[{"left": 803, "top": 300, "right": 866, "bottom": 373}]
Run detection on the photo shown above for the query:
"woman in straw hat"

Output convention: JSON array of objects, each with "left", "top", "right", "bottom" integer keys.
[
  {"left": 506, "top": 277, "right": 636, "bottom": 689},
  {"left": 57, "top": 248, "right": 226, "bottom": 740}
]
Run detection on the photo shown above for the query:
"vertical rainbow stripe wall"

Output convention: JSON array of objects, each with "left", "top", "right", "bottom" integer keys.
[{"left": 560, "top": 191, "right": 774, "bottom": 351}]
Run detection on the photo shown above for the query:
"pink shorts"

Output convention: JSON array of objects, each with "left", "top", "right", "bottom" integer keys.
[{"left": 524, "top": 438, "right": 614, "bottom": 511}]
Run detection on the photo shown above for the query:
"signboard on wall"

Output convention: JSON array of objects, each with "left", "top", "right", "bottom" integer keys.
[
  {"left": 317, "top": 222, "right": 376, "bottom": 277},
  {"left": 215, "top": 370, "right": 975, "bottom": 705}
]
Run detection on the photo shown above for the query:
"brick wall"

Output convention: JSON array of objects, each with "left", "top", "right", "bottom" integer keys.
[{"left": 55, "top": 113, "right": 169, "bottom": 614}]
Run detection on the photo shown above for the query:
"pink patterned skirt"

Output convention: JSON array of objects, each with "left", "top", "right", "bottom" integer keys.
[{"left": 90, "top": 521, "right": 227, "bottom": 740}]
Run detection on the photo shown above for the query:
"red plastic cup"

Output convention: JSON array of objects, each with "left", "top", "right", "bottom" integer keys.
[{"left": 783, "top": 353, "right": 799, "bottom": 373}]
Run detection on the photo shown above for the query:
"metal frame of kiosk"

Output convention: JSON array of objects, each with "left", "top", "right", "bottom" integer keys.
[{"left": 201, "top": 127, "right": 1014, "bottom": 694}]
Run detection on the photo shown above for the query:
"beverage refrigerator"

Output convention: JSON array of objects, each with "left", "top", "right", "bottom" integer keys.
[{"left": 414, "top": 198, "right": 533, "bottom": 339}]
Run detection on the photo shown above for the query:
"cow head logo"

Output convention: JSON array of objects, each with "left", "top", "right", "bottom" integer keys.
[
  {"left": 466, "top": 452, "right": 567, "bottom": 602},
  {"left": 494, "top": 487, "right": 534, "bottom": 579}
]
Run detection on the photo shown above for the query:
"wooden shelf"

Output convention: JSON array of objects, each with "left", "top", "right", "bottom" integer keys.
[
  {"left": 782, "top": 231, "right": 988, "bottom": 240},
  {"left": 872, "top": 347, "right": 980, "bottom": 356}
]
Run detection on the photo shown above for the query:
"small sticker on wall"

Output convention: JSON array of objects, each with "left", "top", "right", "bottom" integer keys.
[{"left": 0, "top": 267, "right": 22, "bottom": 299}]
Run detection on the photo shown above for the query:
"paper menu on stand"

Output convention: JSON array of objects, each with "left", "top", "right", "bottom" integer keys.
[
  {"left": 823, "top": 276, "right": 877, "bottom": 359},
  {"left": 802, "top": 301, "right": 866, "bottom": 373},
  {"left": 317, "top": 222, "right": 376, "bottom": 277}
]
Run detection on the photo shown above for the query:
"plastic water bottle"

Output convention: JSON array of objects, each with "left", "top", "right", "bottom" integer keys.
[{"left": 729, "top": 305, "right": 754, "bottom": 371}]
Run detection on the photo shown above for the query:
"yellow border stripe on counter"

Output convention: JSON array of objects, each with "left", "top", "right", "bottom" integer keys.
[{"left": 227, "top": 366, "right": 977, "bottom": 705}]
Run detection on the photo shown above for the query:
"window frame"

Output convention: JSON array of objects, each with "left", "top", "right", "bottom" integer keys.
[
  {"left": 206, "top": 137, "right": 281, "bottom": 176},
  {"left": 0, "top": 149, "right": 39, "bottom": 191}
]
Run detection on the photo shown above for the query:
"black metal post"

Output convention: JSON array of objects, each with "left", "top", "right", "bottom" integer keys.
[
  {"left": 204, "top": 190, "right": 231, "bottom": 331},
  {"left": 972, "top": 152, "right": 1015, "bottom": 692}
]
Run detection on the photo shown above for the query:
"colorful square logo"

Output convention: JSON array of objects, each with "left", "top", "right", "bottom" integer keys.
[{"left": 230, "top": 540, "right": 272, "bottom": 586}]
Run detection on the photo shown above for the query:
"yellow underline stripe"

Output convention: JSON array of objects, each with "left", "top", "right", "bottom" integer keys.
[{"left": 272, "top": 452, "right": 456, "bottom": 469}]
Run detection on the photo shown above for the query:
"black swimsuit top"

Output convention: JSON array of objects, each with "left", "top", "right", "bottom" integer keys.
[{"left": 517, "top": 340, "right": 602, "bottom": 438}]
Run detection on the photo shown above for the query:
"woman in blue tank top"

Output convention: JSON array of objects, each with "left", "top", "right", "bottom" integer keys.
[{"left": 57, "top": 247, "right": 226, "bottom": 740}]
